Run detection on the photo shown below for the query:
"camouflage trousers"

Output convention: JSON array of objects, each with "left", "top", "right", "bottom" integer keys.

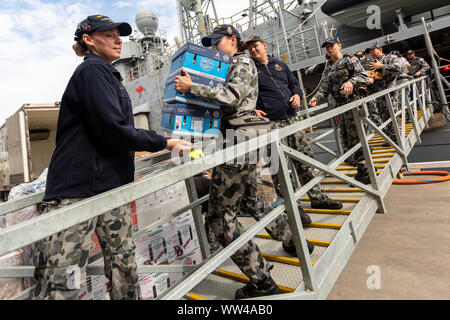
[
  {"left": 338, "top": 110, "right": 366, "bottom": 166},
  {"left": 31, "top": 199, "right": 141, "bottom": 300},
  {"left": 269, "top": 117, "right": 329, "bottom": 205},
  {"left": 377, "top": 90, "right": 400, "bottom": 141},
  {"left": 366, "top": 99, "right": 383, "bottom": 126},
  {"left": 206, "top": 128, "right": 294, "bottom": 283}
]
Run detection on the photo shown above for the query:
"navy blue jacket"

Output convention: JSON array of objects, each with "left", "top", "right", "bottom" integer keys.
[
  {"left": 255, "top": 57, "right": 303, "bottom": 120},
  {"left": 44, "top": 53, "right": 167, "bottom": 201}
]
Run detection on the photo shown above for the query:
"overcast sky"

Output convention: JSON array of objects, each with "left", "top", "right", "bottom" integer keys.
[{"left": 0, "top": 0, "right": 248, "bottom": 124}]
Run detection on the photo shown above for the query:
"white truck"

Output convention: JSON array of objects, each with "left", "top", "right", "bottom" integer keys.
[{"left": 0, "top": 103, "right": 60, "bottom": 200}]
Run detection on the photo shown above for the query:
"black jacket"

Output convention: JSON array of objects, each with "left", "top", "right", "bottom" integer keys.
[
  {"left": 255, "top": 57, "right": 303, "bottom": 120},
  {"left": 44, "top": 53, "right": 167, "bottom": 201}
]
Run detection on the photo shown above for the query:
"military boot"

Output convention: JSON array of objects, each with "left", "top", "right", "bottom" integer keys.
[
  {"left": 355, "top": 164, "right": 371, "bottom": 185},
  {"left": 235, "top": 276, "right": 280, "bottom": 300},
  {"left": 284, "top": 206, "right": 311, "bottom": 225},
  {"left": 282, "top": 239, "right": 315, "bottom": 255},
  {"left": 298, "top": 206, "right": 312, "bottom": 225},
  {"left": 311, "top": 197, "right": 343, "bottom": 210}
]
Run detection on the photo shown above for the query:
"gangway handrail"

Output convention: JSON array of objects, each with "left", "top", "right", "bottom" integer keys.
[
  {"left": 0, "top": 77, "right": 425, "bottom": 219},
  {"left": 0, "top": 76, "right": 433, "bottom": 300}
]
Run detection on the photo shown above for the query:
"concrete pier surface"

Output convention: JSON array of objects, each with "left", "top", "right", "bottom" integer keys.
[{"left": 327, "top": 179, "right": 450, "bottom": 300}]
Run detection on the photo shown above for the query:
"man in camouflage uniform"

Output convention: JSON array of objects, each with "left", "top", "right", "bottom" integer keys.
[
  {"left": 31, "top": 200, "right": 140, "bottom": 300},
  {"left": 175, "top": 25, "right": 313, "bottom": 299},
  {"left": 406, "top": 50, "right": 430, "bottom": 78},
  {"left": 367, "top": 42, "right": 411, "bottom": 144},
  {"left": 406, "top": 49, "right": 430, "bottom": 101},
  {"left": 309, "top": 37, "right": 371, "bottom": 184},
  {"left": 354, "top": 50, "right": 383, "bottom": 129},
  {"left": 246, "top": 36, "right": 343, "bottom": 215}
]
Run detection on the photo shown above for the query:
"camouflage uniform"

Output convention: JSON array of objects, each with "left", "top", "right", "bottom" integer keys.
[
  {"left": 407, "top": 55, "right": 429, "bottom": 99},
  {"left": 191, "top": 52, "right": 277, "bottom": 283},
  {"left": 269, "top": 117, "right": 329, "bottom": 205},
  {"left": 407, "top": 56, "right": 430, "bottom": 77},
  {"left": 31, "top": 199, "right": 141, "bottom": 300},
  {"left": 372, "top": 54, "right": 409, "bottom": 140},
  {"left": 354, "top": 52, "right": 383, "bottom": 127},
  {"left": 313, "top": 55, "right": 371, "bottom": 166}
]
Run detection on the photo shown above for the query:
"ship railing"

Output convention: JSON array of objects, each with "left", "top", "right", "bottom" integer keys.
[
  {"left": 0, "top": 77, "right": 432, "bottom": 300},
  {"left": 262, "top": 23, "right": 323, "bottom": 65},
  {"left": 215, "top": 0, "right": 299, "bottom": 33}
]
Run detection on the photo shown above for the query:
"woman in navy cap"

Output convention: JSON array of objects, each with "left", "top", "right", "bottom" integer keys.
[
  {"left": 175, "top": 25, "right": 283, "bottom": 299},
  {"left": 31, "top": 15, "right": 192, "bottom": 300}
]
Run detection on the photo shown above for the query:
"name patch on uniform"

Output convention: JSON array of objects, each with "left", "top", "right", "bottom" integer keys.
[{"left": 275, "top": 64, "right": 283, "bottom": 71}]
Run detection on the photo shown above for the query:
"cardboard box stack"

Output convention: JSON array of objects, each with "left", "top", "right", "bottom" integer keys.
[
  {"left": 0, "top": 250, "right": 24, "bottom": 300},
  {"left": 81, "top": 160, "right": 203, "bottom": 300},
  {"left": 161, "top": 42, "right": 232, "bottom": 138},
  {"left": 83, "top": 211, "right": 202, "bottom": 300}
]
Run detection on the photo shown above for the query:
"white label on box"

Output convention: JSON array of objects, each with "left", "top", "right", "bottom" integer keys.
[
  {"left": 135, "top": 226, "right": 174, "bottom": 266},
  {"left": 175, "top": 115, "right": 183, "bottom": 129},
  {"left": 191, "top": 117, "right": 203, "bottom": 132},
  {"left": 139, "top": 272, "right": 172, "bottom": 300}
]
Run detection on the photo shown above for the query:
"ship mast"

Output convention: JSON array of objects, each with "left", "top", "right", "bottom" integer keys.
[{"left": 177, "top": 0, "right": 219, "bottom": 44}]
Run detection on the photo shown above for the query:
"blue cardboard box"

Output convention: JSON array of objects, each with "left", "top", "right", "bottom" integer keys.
[
  {"left": 163, "top": 72, "right": 224, "bottom": 109},
  {"left": 169, "top": 42, "right": 231, "bottom": 80},
  {"left": 160, "top": 103, "right": 222, "bottom": 138}
]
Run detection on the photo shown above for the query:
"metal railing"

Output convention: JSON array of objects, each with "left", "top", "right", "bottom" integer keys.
[{"left": 0, "top": 77, "right": 433, "bottom": 300}]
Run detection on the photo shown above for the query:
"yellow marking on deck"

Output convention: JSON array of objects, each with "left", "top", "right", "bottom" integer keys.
[
  {"left": 262, "top": 253, "right": 317, "bottom": 267},
  {"left": 301, "top": 197, "right": 360, "bottom": 203},
  {"left": 372, "top": 149, "right": 395, "bottom": 154},
  {"left": 258, "top": 233, "right": 332, "bottom": 247},
  {"left": 324, "top": 188, "right": 364, "bottom": 193},
  {"left": 187, "top": 294, "right": 208, "bottom": 300},
  {"left": 215, "top": 269, "right": 295, "bottom": 293},
  {"left": 305, "top": 223, "right": 342, "bottom": 230},
  {"left": 305, "top": 208, "right": 352, "bottom": 215}
]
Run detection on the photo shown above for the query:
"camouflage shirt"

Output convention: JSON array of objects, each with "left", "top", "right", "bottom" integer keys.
[
  {"left": 407, "top": 56, "right": 430, "bottom": 76},
  {"left": 373, "top": 54, "right": 410, "bottom": 91},
  {"left": 190, "top": 51, "right": 259, "bottom": 122},
  {"left": 314, "top": 55, "right": 370, "bottom": 106}
]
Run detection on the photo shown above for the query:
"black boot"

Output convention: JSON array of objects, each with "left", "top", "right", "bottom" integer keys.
[
  {"left": 282, "top": 239, "right": 314, "bottom": 255},
  {"left": 311, "top": 197, "right": 343, "bottom": 210},
  {"left": 235, "top": 276, "right": 280, "bottom": 299},
  {"left": 298, "top": 206, "right": 312, "bottom": 225},
  {"left": 355, "top": 164, "right": 371, "bottom": 185}
]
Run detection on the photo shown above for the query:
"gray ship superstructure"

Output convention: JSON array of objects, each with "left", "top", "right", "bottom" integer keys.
[
  {"left": 113, "top": 10, "right": 178, "bottom": 134},
  {"left": 115, "top": 1, "right": 449, "bottom": 132}
]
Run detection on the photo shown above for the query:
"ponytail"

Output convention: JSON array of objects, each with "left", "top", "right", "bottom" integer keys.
[
  {"left": 73, "top": 40, "right": 88, "bottom": 57},
  {"left": 237, "top": 40, "right": 248, "bottom": 53}
]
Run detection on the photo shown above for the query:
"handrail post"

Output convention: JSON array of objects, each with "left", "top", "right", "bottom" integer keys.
[
  {"left": 275, "top": 142, "right": 317, "bottom": 292},
  {"left": 352, "top": 106, "right": 386, "bottom": 214}
]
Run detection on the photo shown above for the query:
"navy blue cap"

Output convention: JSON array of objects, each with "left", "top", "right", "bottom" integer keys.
[
  {"left": 246, "top": 35, "right": 264, "bottom": 43},
  {"left": 406, "top": 50, "right": 415, "bottom": 55},
  {"left": 201, "top": 24, "right": 241, "bottom": 47},
  {"left": 74, "top": 15, "right": 132, "bottom": 42},
  {"left": 322, "top": 36, "right": 340, "bottom": 48},
  {"left": 390, "top": 50, "right": 400, "bottom": 56},
  {"left": 365, "top": 41, "right": 382, "bottom": 53}
]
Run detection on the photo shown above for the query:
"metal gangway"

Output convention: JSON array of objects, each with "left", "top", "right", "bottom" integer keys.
[{"left": 0, "top": 76, "right": 435, "bottom": 300}]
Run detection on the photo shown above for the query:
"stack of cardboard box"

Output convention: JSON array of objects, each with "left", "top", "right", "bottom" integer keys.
[{"left": 160, "top": 42, "right": 231, "bottom": 138}]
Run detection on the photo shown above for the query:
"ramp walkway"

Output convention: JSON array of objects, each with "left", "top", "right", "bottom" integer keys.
[{"left": 0, "top": 77, "right": 438, "bottom": 300}]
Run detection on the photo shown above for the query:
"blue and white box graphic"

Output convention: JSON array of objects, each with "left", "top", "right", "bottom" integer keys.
[{"left": 160, "top": 103, "right": 222, "bottom": 138}]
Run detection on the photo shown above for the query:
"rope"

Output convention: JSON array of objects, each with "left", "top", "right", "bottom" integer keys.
[{"left": 306, "top": 76, "right": 324, "bottom": 98}]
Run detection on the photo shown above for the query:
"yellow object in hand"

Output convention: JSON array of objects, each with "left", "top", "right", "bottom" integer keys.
[{"left": 189, "top": 149, "right": 204, "bottom": 159}]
